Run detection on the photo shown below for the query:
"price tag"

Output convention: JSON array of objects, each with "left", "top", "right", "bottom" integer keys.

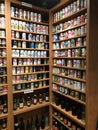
[
  {"left": 24, "top": 89, "right": 33, "bottom": 94},
  {"left": 22, "top": 2, "right": 32, "bottom": 8}
]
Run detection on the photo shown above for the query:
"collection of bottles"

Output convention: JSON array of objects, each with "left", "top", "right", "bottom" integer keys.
[
  {"left": 13, "top": 92, "right": 49, "bottom": 110},
  {"left": 53, "top": 93, "right": 85, "bottom": 121},
  {"left": 53, "top": 47, "right": 86, "bottom": 57},
  {"left": 53, "top": 59, "right": 86, "bottom": 69},
  {"left": 53, "top": 83, "right": 85, "bottom": 102},
  {"left": 53, "top": 68, "right": 86, "bottom": 80},
  {"left": 53, "top": 13, "right": 87, "bottom": 33},
  {"left": 12, "top": 41, "right": 49, "bottom": 49},
  {"left": 53, "top": 117, "right": 84, "bottom": 130},
  {"left": 53, "top": 75, "right": 86, "bottom": 91},
  {"left": 12, "top": 73, "right": 49, "bottom": 83},
  {"left": 12, "top": 49, "right": 48, "bottom": 58},
  {"left": 53, "top": 25, "right": 86, "bottom": 41},
  {"left": 53, "top": 109, "right": 85, "bottom": 130},
  {"left": 13, "top": 81, "right": 48, "bottom": 91},
  {"left": 12, "top": 66, "right": 48, "bottom": 74},
  {"left": 0, "top": 3, "right": 5, "bottom": 14},
  {"left": 11, "top": 19, "right": 48, "bottom": 34},
  {"left": 53, "top": 0, "right": 87, "bottom": 23},
  {"left": 0, "top": 97, "right": 8, "bottom": 114},
  {"left": 53, "top": 37, "right": 86, "bottom": 49},
  {"left": 14, "top": 114, "right": 49, "bottom": 130},
  {"left": 0, "top": 118, "right": 7, "bottom": 130},
  {"left": 11, "top": 6, "right": 42, "bottom": 22},
  {"left": 0, "top": 85, "right": 7, "bottom": 94}
]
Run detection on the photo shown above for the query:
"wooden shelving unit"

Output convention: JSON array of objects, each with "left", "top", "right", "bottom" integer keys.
[{"left": 49, "top": 0, "right": 98, "bottom": 130}]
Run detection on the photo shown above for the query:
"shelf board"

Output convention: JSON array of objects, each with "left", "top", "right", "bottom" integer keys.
[
  {"left": 12, "top": 56, "right": 49, "bottom": 59},
  {"left": 53, "top": 56, "right": 86, "bottom": 59},
  {"left": 51, "top": 103, "right": 85, "bottom": 128},
  {"left": 0, "top": 65, "right": 7, "bottom": 67},
  {"left": 53, "top": 81, "right": 85, "bottom": 94},
  {"left": 0, "top": 83, "right": 8, "bottom": 87},
  {"left": 53, "top": 34, "right": 86, "bottom": 43},
  {"left": 53, "top": 65, "right": 86, "bottom": 71},
  {"left": 0, "top": 36, "right": 6, "bottom": 39},
  {"left": 11, "top": 29, "right": 49, "bottom": 36},
  {"left": 52, "top": 45, "right": 86, "bottom": 50},
  {"left": 0, "top": 92, "right": 7, "bottom": 96},
  {"left": 12, "top": 78, "right": 50, "bottom": 85},
  {"left": 0, "top": 113, "right": 8, "bottom": 119},
  {"left": 13, "top": 101, "right": 50, "bottom": 115},
  {"left": 12, "top": 71, "right": 49, "bottom": 76},
  {"left": 11, "top": 17, "right": 49, "bottom": 26},
  {"left": 0, "top": 13, "right": 5, "bottom": 17},
  {"left": 12, "top": 47, "right": 49, "bottom": 51},
  {"left": 12, "top": 64, "right": 49, "bottom": 67},
  {"left": 53, "top": 73, "right": 86, "bottom": 82},
  {"left": 0, "top": 56, "right": 6, "bottom": 58},
  {"left": 11, "top": 38, "right": 49, "bottom": 43},
  {"left": 52, "top": 90, "right": 85, "bottom": 105},
  {"left": 53, "top": 22, "right": 87, "bottom": 35},
  {"left": 0, "top": 46, "right": 6, "bottom": 49},
  {"left": 13, "top": 86, "right": 49, "bottom": 94},
  {"left": 53, "top": 8, "right": 87, "bottom": 25},
  {"left": 0, "top": 74, "right": 7, "bottom": 77},
  {"left": 0, "top": 27, "right": 6, "bottom": 30},
  {"left": 52, "top": 114, "right": 71, "bottom": 130}
]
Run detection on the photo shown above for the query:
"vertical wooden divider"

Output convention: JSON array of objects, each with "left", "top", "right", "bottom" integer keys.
[
  {"left": 86, "top": 0, "right": 98, "bottom": 129},
  {"left": 5, "top": 0, "right": 14, "bottom": 129},
  {"left": 49, "top": 11, "right": 53, "bottom": 130}
]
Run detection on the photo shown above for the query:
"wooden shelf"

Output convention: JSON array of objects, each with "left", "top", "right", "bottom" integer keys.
[
  {"left": 11, "top": 17, "right": 49, "bottom": 26},
  {"left": 53, "top": 81, "right": 85, "bottom": 94},
  {"left": 0, "top": 113, "right": 8, "bottom": 119},
  {"left": 53, "top": 45, "right": 86, "bottom": 50},
  {"left": 53, "top": 22, "right": 87, "bottom": 34},
  {"left": 13, "top": 101, "right": 50, "bottom": 115},
  {"left": 0, "top": 13, "right": 5, "bottom": 17},
  {"left": 0, "top": 65, "right": 7, "bottom": 67},
  {"left": 53, "top": 8, "right": 87, "bottom": 25},
  {"left": 12, "top": 56, "right": 49, "bottom": 59},
  {"left": 0, "top": 74, "right": 7, "bottom": 77},
  {"left": 12, "top": 64, "right": 49, "bottom": 67},
  {"left": 0, "top": 36, "right": 6, "bottom": 39},
  {"left": 11, "top": 29, "right": 49, "bottom": 36},
  {"left": 53, "top": 73, "right": 86, "bottom": 82},
  {"left": 12, "top": 71, "right": 49, "bottom": 76},
  {"left": 13, "top": 86, "right": 49, "bottom": 94},
  {"left": 12, "top": 78, "right": 50, "bottom": 85},
  {"left": 0, "top": 56, "right": 6, "bottom": 58},
  {"left": 52, "top": 90, "right": 85, "bottom": 105},
  {"left": 12, "top": 47, "right": 49, "bottom": 51},
  {"left": 53, "top": 56, "right": 86, "bottom": 59},
  {"left": 0, "top": 83, "right": 8, "bottom": 87},
  {"left": 53, "top": 65, "right": 86, "bottom": 71},
  {"left": 0, "top": 46, "right": 6, "bottom": 49},
  {"left": 0, "top": 92, "right": 7, "bottom": 96},
  {"left": 51, "top": 103, "right": 85, "bottom": 128},
  {"left": 53, "top": 34, "right": 86, "bottom": 43},
  {"left": 0, "top": 27, "right": 6, "bottom": 30},
  {"left": 11, "top": 38, "right": 49, "bottom": 43},
  {"left": 52, "top": 114, "right": 71, "bottom": 130}
]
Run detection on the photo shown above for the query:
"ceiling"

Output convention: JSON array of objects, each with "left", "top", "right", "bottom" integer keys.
[{"left": 19, "top": 0, "right": 60, "bottom": 9}]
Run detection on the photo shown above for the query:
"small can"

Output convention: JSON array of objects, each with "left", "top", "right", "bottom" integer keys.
[
  {"left": 19, "top": 9, "right": 23, "bottom": 18},
  {"left": 30, "top": 12, "right": 34, "bottom": 21},
  {"left": 11, "top": 6, "right": 15, "bottom": 17},
  {"left": 22, "top": 33, "right": 26, "bottom": 40},
  {"left": 34, "top": 13, "right": 37, "bottom": 22},
  {"left": 23, "top": 10, "right": 27, "bottom": 19},
  {"left": 38, "top": 13, "right": 41, "bottom": 22},
  {"left": 27, "top": 11, "right": 30, "bottom": 20},
  {"left": 22, "top": 41, "right": 26, "bottom": 48},
  {"left": 77, "top": 16, "right": 81, "bottom": 25},
  {"left": 19, "top": 21, "right": 23, "bottom": 30},
  {"left": 81, "top": 48, "right": 86, "bottom": 57},
  {"left": 81, "top": 26, "right": 85, "bottom": 35},
  {"left": 13, "top": 58, "right": 17, "bottom": 65}
]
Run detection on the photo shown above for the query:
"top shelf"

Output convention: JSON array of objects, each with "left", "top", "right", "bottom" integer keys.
[
  {"left": 53, "top": 8, "right": 87, "bottom": 25},
  {"left": 11, "top": 16, "right": 49, "bottom": 26},
  {"left": 0, "top": 13, "right": 5, "bottom": 17}
]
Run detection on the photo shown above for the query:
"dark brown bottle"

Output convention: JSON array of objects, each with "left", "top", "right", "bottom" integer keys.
[
  {"left": 19, "top": 118, "right": 25, "bottom": 130},
  {"left": 27, "top": 95, "right": 31, "bottom": 107},
  {"left": 35, "top": 114, "right": 40, "bottom": 130},
  {"left": 19, "top": 97, "right": 24, "bottom": 109},
  {"left": 30, "top": 117, "right": 35, "bottom": 130},
  {"left": 26, "top": 120, "right": 30, "bottom": 130},
  {"left": 14, "top": 117, "right": 19, "bottom": 130},
  {"left": 0, "top": 99, "right": 3, "bottom": 114},
  {"left": 3, "top": 99, "right": 8, "bottom": 114},
  {"left": 40, "top": 115, "right": 45, "bottom": 129},
  {"left": 2, "top": 118, "right": 7, "bottom": 129},
  {"left": 39, "top": 93, "right": 43, "bottom": 104},
  {"left": 13, "top": 98, "right": 17, "bottom": 110},
  {"left": 33, "top": 94, "right": 37, "bottom": 105}
]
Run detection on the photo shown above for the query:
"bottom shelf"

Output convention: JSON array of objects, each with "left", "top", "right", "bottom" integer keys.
[{"left": 51, "top": 103, "right": 85, "bottom": 128}]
